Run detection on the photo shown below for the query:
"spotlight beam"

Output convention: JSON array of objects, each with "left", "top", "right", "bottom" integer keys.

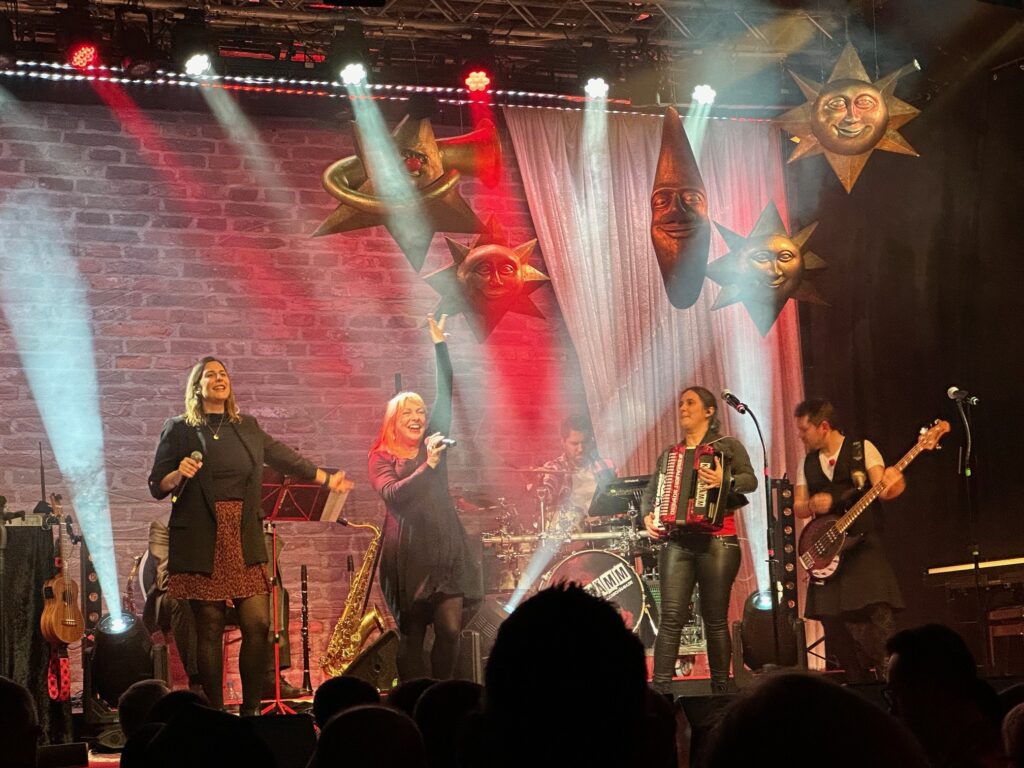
[{"left": 0, "top": 213, "right": 121, "bottom": 618}]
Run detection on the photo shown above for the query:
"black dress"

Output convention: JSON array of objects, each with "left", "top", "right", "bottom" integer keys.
[{"left": 368, "top": 342, "right": 478, "bottom": 630}]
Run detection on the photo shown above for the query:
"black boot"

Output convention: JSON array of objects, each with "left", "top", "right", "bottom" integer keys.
[{"left": 263, "top": 673, "right": 302, "bottom": 699}]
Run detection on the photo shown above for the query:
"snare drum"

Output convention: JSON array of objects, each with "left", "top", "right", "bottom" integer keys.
[{"left": 539, "top": 549, "right": 646, "bottom": 632}]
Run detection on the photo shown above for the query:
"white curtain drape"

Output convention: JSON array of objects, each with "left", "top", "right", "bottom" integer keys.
[{"left": 504, "top": 105, "right": 814, "bottom": 643}]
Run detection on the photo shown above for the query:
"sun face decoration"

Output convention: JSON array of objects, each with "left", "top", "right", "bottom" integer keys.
[
  {"left": 707, "top": 201, "right": 827, "bottom": 336},
  {"left": 776, "top": 43, "right": 921, "bottom": 192},
  {"left": 424, "top": 217, "right": 549, "bottom": 341},
  {"left": 313, "top": 114, "right": 501, "bottom": 271}
]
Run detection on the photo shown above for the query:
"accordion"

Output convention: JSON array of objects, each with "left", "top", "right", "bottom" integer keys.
[{"left": 653, "top": 444, "right": 732, "bottom": 531}]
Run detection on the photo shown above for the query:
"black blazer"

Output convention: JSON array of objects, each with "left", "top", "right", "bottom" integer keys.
[{"left": 148, "top": 414, "right": 318, "bottom": 574}]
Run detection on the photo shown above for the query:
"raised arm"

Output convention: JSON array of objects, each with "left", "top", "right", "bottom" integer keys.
[{"left": 426, "top": 314, "right": 453, "bottom": 436}]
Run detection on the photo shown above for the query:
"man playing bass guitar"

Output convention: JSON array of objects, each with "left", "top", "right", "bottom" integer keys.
[{"left": 794, "top": 399, "right": 906, "bottom": 683}]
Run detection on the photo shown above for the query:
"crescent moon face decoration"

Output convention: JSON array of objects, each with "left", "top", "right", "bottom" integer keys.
[
  {"left": 424, "top": 216, "right": 550, "bottom": 342},
  {"left": 650, "top": 106, "right": 712, "bottom": 309},
  {"left": 707, "top": 200, "right": 827, "bottom": 336},
  {"left": 776, "top": 42, "right": 922, "bottom": 193},
  {"left": 314, "top": 115, "right": 501, "bottom": 271}
]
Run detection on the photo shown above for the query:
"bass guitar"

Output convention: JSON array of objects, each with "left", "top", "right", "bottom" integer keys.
[
  {"left": 798, "top": 420, "right": 949, "bottom": 580},
  {"left": 40, "top": 494, "right": 85, "bottom": 646}
]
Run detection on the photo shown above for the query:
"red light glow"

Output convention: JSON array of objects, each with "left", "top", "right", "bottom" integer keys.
[
  {"left": 465, "top": 70, "right": 491, "bottom": 92},
  {"left": 69, "top": 42, "right": 100, "bottom": 69}
]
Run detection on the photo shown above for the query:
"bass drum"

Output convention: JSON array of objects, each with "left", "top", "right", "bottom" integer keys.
[{"left": 539, "top": 549, "right": 646, "bottom": 632}]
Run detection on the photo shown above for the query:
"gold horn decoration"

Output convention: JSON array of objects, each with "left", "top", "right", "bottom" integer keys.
[
  {"left": 437, "top": 119, "right": 502, "bottom": 189},
  {"left": 313, "top": 115, "right": 503, "bottom": 272}
]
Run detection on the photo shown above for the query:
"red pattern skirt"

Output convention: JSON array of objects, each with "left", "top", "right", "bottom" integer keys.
[{"left": 167, "top": 500, "right": 270, "bottom": 601}]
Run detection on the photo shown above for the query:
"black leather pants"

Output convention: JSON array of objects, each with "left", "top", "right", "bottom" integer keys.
[{"left": 652, "top": 533, "right": 741, "bottom": 690}]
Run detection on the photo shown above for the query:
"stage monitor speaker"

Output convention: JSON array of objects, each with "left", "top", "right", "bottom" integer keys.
[
  {"left": 243, "top": 713, "right": 316, "bottom": 768},
  {"left": 676, "top": 693, "right": 737, "bottom": 766},
  {"left": 463, "top": 596, "right": 510, "bottom": 658},
  {"left": 341, "top": 629, "right": 399, "bottom": 691},
  {"left": 36, "top": 742, "right": 89, "bottom": 768},
  {"left": 456, "top": 629, "right": 484, "bottom": 683}
]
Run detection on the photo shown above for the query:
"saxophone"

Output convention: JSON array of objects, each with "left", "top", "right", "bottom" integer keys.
[{"left": 320, "top": 520, "right": 386, "bottom": 678}]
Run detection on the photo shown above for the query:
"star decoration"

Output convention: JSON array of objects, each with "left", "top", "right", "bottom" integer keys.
[
  {"left": 313, "top": 114, "right": 489, "bottom": 271},
  {"left": 707, "top": 201, "right": 827, "bottom": 336},
  {"left": 424, "top": 217, "right": 550, "bottom": 342},
  {"left": 776, "top": 42, "right": 921, "bottom": 192}
]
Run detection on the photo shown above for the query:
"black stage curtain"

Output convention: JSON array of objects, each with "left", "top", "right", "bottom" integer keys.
[
  {"left": 1, "top": 526, "right": 73, "bottom": 744},
  {"left": 788, "top": 12, "right": 1024, "bottom": 640}
]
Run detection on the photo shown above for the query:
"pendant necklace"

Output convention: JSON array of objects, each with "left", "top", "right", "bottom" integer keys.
[{"left": 208, "top": 413, "right": 226, "bottom": 440}]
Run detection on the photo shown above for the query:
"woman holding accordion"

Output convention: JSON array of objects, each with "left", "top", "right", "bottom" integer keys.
[{"left": 642, "top": 386, "right": 757, "bottom": 693}]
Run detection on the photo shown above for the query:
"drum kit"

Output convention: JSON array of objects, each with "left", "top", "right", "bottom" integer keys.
[{"left": 475, "top": 469, "right": 706, "bottom": 658}]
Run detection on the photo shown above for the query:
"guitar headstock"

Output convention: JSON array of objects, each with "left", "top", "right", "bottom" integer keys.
[
  {"left": 49, "top": 493, "right": 63, "bottom": 517},
  {"left": 918, "top": 420, "right": 951, "bottom": 450}
]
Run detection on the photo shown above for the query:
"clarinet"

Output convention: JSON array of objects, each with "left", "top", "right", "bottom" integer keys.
[{"left": 300, "top": 564, "right": 312, "bottom": 694}]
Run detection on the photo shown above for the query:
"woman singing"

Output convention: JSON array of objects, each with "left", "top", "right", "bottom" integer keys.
[
  {"left": 369, "top": 315, "right": 475, "bottom": 681},
  {"left": 148, "top": 357, "right": 350, "bottom": 715},
  {"left": 643, "top": 386, "right": 756, "bottom": 693}
]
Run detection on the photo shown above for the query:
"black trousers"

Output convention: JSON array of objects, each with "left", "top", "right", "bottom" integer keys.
[
  {"left": 653, "top": 533, "right": 741, "bottom": 689},
  {"left": 820, "top": 603, "right": 895, "bottom": 683}
]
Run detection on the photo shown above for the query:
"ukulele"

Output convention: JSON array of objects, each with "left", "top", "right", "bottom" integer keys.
[{"left": 39, "top": 494, "right": 85, "bottom": 646}]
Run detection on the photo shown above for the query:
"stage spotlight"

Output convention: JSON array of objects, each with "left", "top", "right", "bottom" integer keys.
[
  {"left": 584, "top": 77, "right": 610, "bottom": 99},
  {"left": 465, "top": 69, "right": 492, "bottom": 93},
  {"left": 578, "top": 38, "right": 616, "bottom": 98},
  {"left": 0, "top": 15, "right": 16, "bottom": 68},
  {"left": 91, "top": 612, "right": 154, "bottom": 707},
  {"left": 69, "top": 41, "right": 100, "bottom": 70},
  {"left": 341, "top": 61, "right": 367, "bottom": 86},
  {"left": 326, "top": 22, "right": 368, "bottom": 84},
  {"left": 184, "top": 53, "right": 212, "bottom": 77},
  {"left": 460, "top": 30, "right": 496, "bottom": 93},
  {"left": 171, "top": 9, "right": 217, "bottom": 76},
  {"left": 57, "top": 1, "right": 101, "bottom": 70},
  {"left": 692, "top": 84, "right": 716, "bottom": 105},
  {"left": 114, "top": 7, "right": 157, "bottom": 77},
  {"left": 739, "top": 589, "right": 798, "bottom": 671}
]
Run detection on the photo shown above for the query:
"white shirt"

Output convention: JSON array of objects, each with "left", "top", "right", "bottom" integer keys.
[{"left": 796, "top": 437, "right": 884, "bottom": 487}]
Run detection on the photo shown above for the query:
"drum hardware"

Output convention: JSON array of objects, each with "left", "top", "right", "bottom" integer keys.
[{"left": 539, "top": 549, "right": 648, "bottom": 633}]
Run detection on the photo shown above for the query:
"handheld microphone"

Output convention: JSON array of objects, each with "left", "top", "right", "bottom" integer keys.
[
  {"left": 439, "top": 438, "right": 458, "bottom": 448},
  {"left": 947, "top": 386, "right": 979, "bottom": 406},
  {"left": 720, "top": 389, "right": 748, "bottom": 415},
  {"left": 172, "top": 450, "right": 204, "bottom": 503}
]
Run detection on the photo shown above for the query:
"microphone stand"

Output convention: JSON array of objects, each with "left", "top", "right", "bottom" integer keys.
[
  {"left": 733, "top": 401, "right": 782, "bottom": 666},
  {"left": 956, "top": 399, "right": 989, "bottom": 670}
]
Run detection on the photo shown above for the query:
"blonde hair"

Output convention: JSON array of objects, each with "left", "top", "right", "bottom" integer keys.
[
  {"left": 184, "top": 356, "right": 242, "bottom": 428},
  {"left": 370, "top": 391, "right": 426, "bottom": 457}
]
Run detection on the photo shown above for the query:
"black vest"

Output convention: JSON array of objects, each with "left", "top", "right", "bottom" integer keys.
[{"left": 803, "top": 436, "right": 882, "bottom": 538}]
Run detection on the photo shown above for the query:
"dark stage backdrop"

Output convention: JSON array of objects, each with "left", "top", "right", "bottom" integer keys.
[{"left": 788, "top": 26, "right": 1024, "bottom": 649}]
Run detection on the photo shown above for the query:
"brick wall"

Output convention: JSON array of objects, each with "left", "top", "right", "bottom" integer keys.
[{"left": 0, "top": 95, "right": 586, "bottom": 692}]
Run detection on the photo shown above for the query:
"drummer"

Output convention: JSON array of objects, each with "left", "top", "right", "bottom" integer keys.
[{"left": 529, "top": 415, "right": 617, "bottom": 537}]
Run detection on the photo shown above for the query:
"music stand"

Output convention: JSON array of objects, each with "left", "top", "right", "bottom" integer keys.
[{"left": 259, "top": 468, "right": 349, "bottom": 714}]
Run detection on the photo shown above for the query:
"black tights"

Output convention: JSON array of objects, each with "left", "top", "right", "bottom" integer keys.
[
  {"left": 653, "top": 534, "right": 741, "bottom": 691},
  {"left": 398, "top": 594, "right": 463, "bottom": 681},
  {"left": 190, "top": 594, "right": 270, "bottom": 711}
]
